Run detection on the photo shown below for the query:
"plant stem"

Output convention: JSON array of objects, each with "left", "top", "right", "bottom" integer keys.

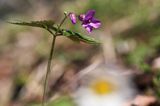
[
  {"left": 42, "top": 35, "right": 56, "bottom": 106},
  {"left": 42, "top": 14, "right": 68, "bottom": 106}
]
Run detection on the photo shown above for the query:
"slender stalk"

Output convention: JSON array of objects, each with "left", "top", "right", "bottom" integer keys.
[
  {"left": 58, "top": 13, "right": 68, "bottom": 29},
  {"left": 42, "top": 14, "right": 68, "bottom": 106},
  {"left": 42, "top": 35, "right": 56, "bottom": 106}
]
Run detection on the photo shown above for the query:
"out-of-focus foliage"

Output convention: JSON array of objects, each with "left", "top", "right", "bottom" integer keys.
[
  {"left": 30, "top": 96, "right": 75, "bottom": 106},
  {"left": 153, "top": 70, "right": 160, "bottom": 97}
]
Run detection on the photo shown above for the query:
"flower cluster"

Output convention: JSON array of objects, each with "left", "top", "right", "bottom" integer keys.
[{"left": 69, "top": 10, "right": 101, "bottom": 33}]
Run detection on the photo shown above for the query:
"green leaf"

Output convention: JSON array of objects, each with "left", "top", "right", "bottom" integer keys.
[
  {"left": 47, "top": 96, "right": 75, "bottom": 106},
  {"left": 8, "top": 20, "right": 57, "bottom": 31},
  {"left": 62, "top": 29, "right": 101, "bottom": 44},
  {"left": 29, "top": 96, "right": 75, "bottom": 106}
]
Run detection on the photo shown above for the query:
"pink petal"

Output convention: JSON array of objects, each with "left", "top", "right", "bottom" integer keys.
[
  {"left": 85, "top": 26, "right": 93, "bottom": 33},
  {"left": 89, "top": 22, "right": 101, "bottom": 28},
  {"left": 78, "top": 14, "right": 85, "bottom": 21},
  {"left": 82, "top": 24, "right": 93, "bottom": 33},
  {"left": 85, "top": 10, "right": 95, "bottom": 20},
  {"left": 69, "top": 13, "right": 76, "bottom": 24}
]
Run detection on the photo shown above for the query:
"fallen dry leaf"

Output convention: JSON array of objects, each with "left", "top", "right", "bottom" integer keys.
[{"left": 124, "top": 95, "right": 156, "bottom": 106}]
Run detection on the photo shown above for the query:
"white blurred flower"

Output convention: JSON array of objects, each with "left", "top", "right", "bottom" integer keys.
[{"left": 73, "top": 63, "right": 136, "bottom": 106}]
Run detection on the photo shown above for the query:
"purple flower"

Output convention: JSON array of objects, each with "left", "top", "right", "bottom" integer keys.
[
  {"left": 68, "top": 10, "right": 101, "bottom": 33},
  {"left": 79, "top": 10, "right": 101, "bottom": 33},
  {"left": 69, "top": 13, "right": 77, "bottom": 24}
]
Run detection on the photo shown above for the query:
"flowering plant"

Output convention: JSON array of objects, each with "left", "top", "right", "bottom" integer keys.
[{"left": 9, "top": 10, "right": 101, "bottom": 106}]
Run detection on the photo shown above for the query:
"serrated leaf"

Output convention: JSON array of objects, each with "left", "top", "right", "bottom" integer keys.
[
  {"left": 62, "top": 30, "right": 101, "bottom": 44},
  {"left": 8, "top": 20, "right": 57, "bottom": 31}
]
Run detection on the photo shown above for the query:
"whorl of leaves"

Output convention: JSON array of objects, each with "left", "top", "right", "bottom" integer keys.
[{"left": 9, "top": 20, "right": 100, "bottom": 44}]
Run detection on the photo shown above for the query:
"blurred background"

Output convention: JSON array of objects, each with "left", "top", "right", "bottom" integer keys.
[{"left": 0, "top": 0, "right": 160, "bottom": 106}]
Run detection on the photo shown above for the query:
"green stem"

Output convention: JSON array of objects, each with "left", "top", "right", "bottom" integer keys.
[
  {"left": 58, "top": 13, "right": 68, "bottom": 29},
  {"left": 42, "top": 35, "right": 56, "bottom": 106},
  {"left": 42, "top": 13, "right": 68, "bottom": 106}
]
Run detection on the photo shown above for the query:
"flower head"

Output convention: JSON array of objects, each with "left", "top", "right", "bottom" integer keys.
[
  {"left": 69, "top": 10, "right": 101, "bottom": 33},
  {"left": 79, "top": 10, "right": 101, "bottom": 33}
]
